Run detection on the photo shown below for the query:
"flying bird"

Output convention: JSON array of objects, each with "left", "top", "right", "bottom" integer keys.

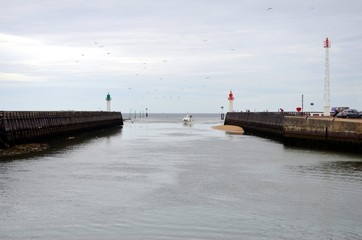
[{"left": 267, "top": 7, "right": 272, "bottom": 11}]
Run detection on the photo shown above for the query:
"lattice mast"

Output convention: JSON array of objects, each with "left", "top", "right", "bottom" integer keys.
[{"left": 323, "top": 38, "right": 331, "bottom": 116}]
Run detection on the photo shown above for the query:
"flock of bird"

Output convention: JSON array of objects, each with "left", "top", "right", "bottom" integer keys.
[{"left": 70, "top": 5, "right": 317, "bottom": 103}]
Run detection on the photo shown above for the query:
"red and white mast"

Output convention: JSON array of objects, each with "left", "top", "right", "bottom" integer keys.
[
  {"left": 228, "top": 90, "right": 234, "bottom": 112},
  {"left": 323, "top": 37, "right": 331, "bottom": 116}
]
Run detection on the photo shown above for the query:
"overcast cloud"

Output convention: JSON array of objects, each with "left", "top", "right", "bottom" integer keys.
[{"left": 1, "top": 0, "right": 361, "bottom": 113}]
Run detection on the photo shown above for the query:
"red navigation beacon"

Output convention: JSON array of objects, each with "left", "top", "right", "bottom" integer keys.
[
  {"left": 228, "top": 90, "right": 234, "bottom": 112},
  {"left": 228, "top": 90, "right": 234, "bottom": 101}
]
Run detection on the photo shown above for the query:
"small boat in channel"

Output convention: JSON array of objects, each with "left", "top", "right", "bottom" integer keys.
[{"left": 182, "top": 114, "right": 193, "bottom": 123}]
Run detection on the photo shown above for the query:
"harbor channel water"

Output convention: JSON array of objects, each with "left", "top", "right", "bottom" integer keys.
[{"left": 1, "top": 113, "right": 362, "bottom": 239}]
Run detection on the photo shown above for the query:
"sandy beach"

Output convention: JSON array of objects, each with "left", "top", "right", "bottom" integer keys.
[{"left": 212, "top": 125, "right": 244, "bottom": 134}]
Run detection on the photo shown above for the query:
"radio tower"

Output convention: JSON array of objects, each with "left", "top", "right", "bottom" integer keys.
[{"left": 323, "top": 37, "right": 331, "bottom": 116}]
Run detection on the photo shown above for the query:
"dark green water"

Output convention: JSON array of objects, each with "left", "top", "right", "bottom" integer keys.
[{"left": 1, "top": 114, "right": 362, "bottom": 239}]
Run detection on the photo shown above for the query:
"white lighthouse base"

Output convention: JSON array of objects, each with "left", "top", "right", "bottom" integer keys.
[
  {"left": 323, "top": 106, "right": 330, "bottom": 116},
  {"left": 229, "top": 101, "right": 233, "bottom": 112}
]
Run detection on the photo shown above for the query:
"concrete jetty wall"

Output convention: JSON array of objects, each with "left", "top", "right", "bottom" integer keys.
[
  {"left": 224, "top": 112, "right": 285, "bottom": 139},
  {"left": 225, "top": 112, "right": 362, "bottom": 153},
  {"left": 283, "top": 116, "right": 362, "bottom": 153},
  {"left": 0, "top": 111, "right": 123, "bottom": 148}
]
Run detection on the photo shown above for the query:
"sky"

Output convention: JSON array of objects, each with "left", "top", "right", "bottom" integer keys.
[{"left": 0, "top": 0, "right": 361, "bottom": 113}]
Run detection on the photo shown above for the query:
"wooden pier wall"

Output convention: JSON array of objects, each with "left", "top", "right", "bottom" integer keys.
[
  {"left": 225, "top": 112, "right": 362, "bottom": 153},
  {"left": 0, "top": 111, "right": 123, "bottom": 148}
]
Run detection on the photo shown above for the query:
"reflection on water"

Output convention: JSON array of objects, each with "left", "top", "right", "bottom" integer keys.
[
  {"left": 183, "top": 122, "right": 194, "bottom": 127},
  {"left": 290, "top": 157, "right": 362, "bottom": 177},
  {"left": 1, "top": 114, "right": 362, "bottom": 240},
  {"left": 322, "top": 160, "right": 362, "bottom": 173},
  {"left": 0, "top": 126, "right": 123, "bottom": 161}
]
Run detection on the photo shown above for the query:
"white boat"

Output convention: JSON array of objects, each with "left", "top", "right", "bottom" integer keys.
[{"left": 183, "top": 114, "right": 193, "bottom": 123}]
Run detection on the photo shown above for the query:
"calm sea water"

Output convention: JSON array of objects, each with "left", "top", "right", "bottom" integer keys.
[{"left": 1, "top": 113, "right": 362, "bottom": 240}]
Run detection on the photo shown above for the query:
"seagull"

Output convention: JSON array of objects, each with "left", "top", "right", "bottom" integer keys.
[{"left": 267, "top": 7, "right": 272, "bottom": 11}]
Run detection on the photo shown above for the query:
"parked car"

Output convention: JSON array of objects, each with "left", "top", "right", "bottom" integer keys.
[
  {"left": 336, "top": 109, "right": 361, "bottom": 118},
  {"left": 330, "top": 107, "right": 349, "bottom": 116}
]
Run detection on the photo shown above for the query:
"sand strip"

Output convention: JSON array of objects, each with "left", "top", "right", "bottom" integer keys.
[{"left": 212, "top": 125, "right": 244, "bottom": 134}]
